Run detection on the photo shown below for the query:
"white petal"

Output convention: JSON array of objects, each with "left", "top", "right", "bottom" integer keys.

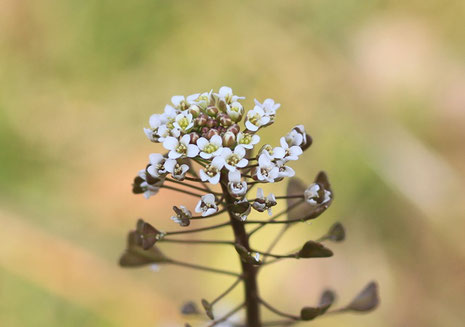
[
  {"left": 195, "top": 200, "right": 203, "bottom": 213},
  {"left": 171, "top": 95, "right": 185, "bottom": 106},
  {"left": 149, "top": 153, "right": 164, "bottom": 165},
  {"left": 219, "top": 86, "right": 232, "bottom": 96},
  {"left": 186, "top": 144, "right": 199, "bottom": 157},
  {"left": 163, "top": 137, "right": 178, "bottom": 150},
  {"left": 228, "top": 170, "right": 241, "bottom": 182},
  {"left": 203, "top": 193, "right": 216, "bottom": 204},
  {"left": 256, "top": 188, "right": 264, "bottom": 199},
  {"left": 234, "top": 145, "right": 246, "bottom": 157},
  {"left": 221, "top": 147, "right": 233, "bottom": 157},
  {"left": 199, "top": 169, "right": 209, "bottom": 181},
  {"left": 211, "top": 156, "right": 225, "bottom": 169},
  {"left": 273, "top": 147, "right": 285, "bottom": 159},
  {"left": 245, "top": 120, "right": 259, "bottom": 132},
  {"left": 168, "top": 150, "right": 182, "bottom": 159},
  {"left": 196, "top": 137, "right": 209, "bottom": 149},
  {"left": 164, "top": 159, "right": 176, "bottom": 172},
  {"left": 180, "top": 134, "right": 191, "bottom": 145},
  {"left": 236, "top": 158, "right": 248, "bottom": 168},
  {"left": 251, "top": 135, "right": 260, "bottom": 145},
  {"left": 200, "top": 152, "right": 212, "bottom": 159},
  {"left": 149, "top": 114, "right": 161, "bottom": 128},
  {"left": 210, "top": 174, "right": 220, "bottom": 184},
  {"left": 210, "top": 135, "right": 222, "bottom": 146}
]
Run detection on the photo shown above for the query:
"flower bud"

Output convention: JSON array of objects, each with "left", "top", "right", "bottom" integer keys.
[
  {"left": 206, "top": 118, "right": 218, "bottom": 128},
  {"left": 218, "top": 99, "right": 228, "bottom": 112},
  {"left": 206, "top": 106, "right": 219, "bottom": 117},
  {"left": 227, "top": 124, "right": 240, "bottom": 135},
  {"left": 222, "top": 131, "right": 236, "bottom": 147},
  {"left": 228, "top": 102, "right": 244, "bottom": 122},
  {"left": 189, "top": 132, "right": 200, "bottom": 144},
  {"left": 206, "top": 128, "right": 220, "bottom": 139},
  {"left": 188, "top": 104, "right": 201, "bottom": 118},
  {"left": 195, "top": 114, "right": 208, "bottom": 127},
  {"left": 218, "top": 113, "right": 232, "bottom": 127}
]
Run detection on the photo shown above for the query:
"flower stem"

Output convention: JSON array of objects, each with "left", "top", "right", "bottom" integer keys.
[
  {"left": 168, "top": 259, "right": 240, "bottom": 277},
  {"left": 160, "top": 238, "right": 234, "bottom": 246},
  {"left": 161, "top": 185, "right": 204, "bottom": 198},
  {"left": 211, "top": 277, "right": 243, "bottom": 305},
  {"left": 221, "top": 179, "right": 262, "bottom": 327}
]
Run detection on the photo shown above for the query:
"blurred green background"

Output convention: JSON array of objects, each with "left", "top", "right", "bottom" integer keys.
[{"left": 1, "top": 1, "right": 465, "bottom": 326}]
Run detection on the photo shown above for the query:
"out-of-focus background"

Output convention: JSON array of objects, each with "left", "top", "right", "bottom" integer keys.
[{"left": 1, "top": 1, "right": 464, "bottom": 326}]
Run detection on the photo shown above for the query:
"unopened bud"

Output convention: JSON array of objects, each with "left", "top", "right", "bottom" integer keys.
[
  {"left": 218, "top": 113, "right": 232, "bottom": 127},
  {"left": 206, "top": 106, "right": 219, "bottom": 117},
  {"left": 223, "top": 131, "right": 236, "bottom": 147},
  {"left": 206, "top": 129, "right": 220, "bottom": 139},
  {"left": 227, "top": 124, "right": 240, "bottom": 135},
  {"left": 188, "top": 105, "right": 201, "bottom": 118},
  {"left": 189, "top": 132, "right": 200, "bottom": 144},
  {"left": 195, "top": 114, "right": 208, "bottom": 127},
  {"left": 218, "top": 100, "right": 227, "bottom": 112},
  {"left": 206, "top": 118, "right": 218, "bottom": 128}
]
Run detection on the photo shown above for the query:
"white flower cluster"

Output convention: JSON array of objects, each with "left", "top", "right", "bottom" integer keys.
[{"left": 133, "top": 86, "right": 315, "bottom": 221}]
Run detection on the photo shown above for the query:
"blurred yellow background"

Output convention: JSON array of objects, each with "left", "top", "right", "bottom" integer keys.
[{"left": 1, "top": 1, "right": 465, "bottom": 326}]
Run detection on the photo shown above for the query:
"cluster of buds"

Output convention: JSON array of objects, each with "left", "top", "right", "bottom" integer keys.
[{"left": 122, "top": 87, "right": 378, "bottom": 327}]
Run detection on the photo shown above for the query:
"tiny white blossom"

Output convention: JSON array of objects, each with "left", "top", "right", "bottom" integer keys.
[
  {"left": 285, "top": 125, "right": 307, "bottom": 147},
  {"left": 137, "top": 170, "right": 163, "bottom": 199},
  {"left": 278, "top": 137, "right": 302, "bottom": 161},
  {"left": 236, "top": 132, "right": 260, "bottom": 149},
  {"left": 171, "top": 94, "right": 199, "bottom": 110},
  {"left": 258, "top": 144, "right": 285, "bottom": 160},
  {"left": 275, "top": 160, "right": 295, "bottom": 179},
  {"left": 252, "top": 188, "right": 277, "bottom": 216},
  {"left": 199, "top": 156, "right": 225, "bottom": 184},
  {"left": 227, "top": 101, "right": 244, "bottom": 122},
  {"left": 222, "top": 146, "right": 248, "bottom": 171},
  {"left": 195, "top": 193, "right": 218, "bottom": 217},
  {"left": 245, "top": 106, "right": 270, "bottom": 132},
  {"left": 228, "top": 170, "right": 248, "bottom": 197},
  {"left": 255, "top": 154, "right": 279, "bottom": 183},
  {"left": 164, "top": 159, "right": 190, "bottom": 181},
  {"left": 173, "top": 112, "right": 194, "bottom": 133},
  {"left": 147, "top": 153, "right": 169, "bottom": 177},
  {"left": 304, "top": 183, "right": 332, "bottom": 206},
  {"left": 197, "top": 135, "right": 224, "bottom": 159},
  {"left": 216, "top": 86, "right": 245, "bottom": 104},
  {"left": 163, "top": 135, "right": 199, "bottom": 159},
  {"left": 170, "top": 205, "right": 192, "bottom": 226},
  {"left": 254, "top": 98, "right": 280, "bottom": 116}
]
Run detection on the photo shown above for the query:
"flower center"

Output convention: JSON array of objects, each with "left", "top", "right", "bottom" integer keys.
[
  {"left": 206, "top": 165, "right": 219, "bottom": 177},
  {"left": 240, "top": 134, "right": 252, "bottom": 144},
  {"left": 227, "top": 154, "right": 240, "bottom": 166},
  {"left": 178, "top": 117, "right": 190, "bottom": 129},
  {"left": 204, "top": 143, "right": 218, "bottom": 154},
  {"left": 176, "top": 143, "right": 187, "bottom": 154},
  {"left": 249, "top": 113, "right": 261, "bottom": 125}
]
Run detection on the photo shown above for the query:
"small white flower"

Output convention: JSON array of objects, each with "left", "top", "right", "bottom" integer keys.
[
  {"left": 137, "top": 170, "right": 164, "bottom": 199},
  {"left": 195, "top": 193, "right": 218, "bottom": 217},
  {"left": 245, "top": 106, "right": 270, "bottom": 132},
  {"left": 227, "top": 101, "right": 244, "bottom": 122},
  {"left": 173, "top": 112, "right": 194, "bottom": 133},
  {"left": 163, "top": 134, "right": 199, "bottom": 159},
  {"left": 216, "top": 86, "right": 245, "bottom": 104},
  {"left": 254, "top": 98, "right": 280, "bottom": 116},
  {"left": 255, "top": 154, "right": 279, "bottom": 183},
  {"left": 164, "top": 159, "right": 190, "bottom": 181},
  {"left": 197, "top": 135, "right": 224, "bottom": 159},
  {"left": 199, "top": 156, "right": 225, "bottom": 184},
  {"left": 228, "top": 170, "right": 248, "bottom": 197},
  {"left": 171, "top": 94, "right": 199, "bottom": 110},
  {"left": 147, "top": 153, "right": 169, "bottom": 177},
  {"left": 236, "top": 132, "right": 260, "bottom": 149},
  {"left": 252, "top": 188, "right": 277, "bottom": 216},
  {"left": 285, "top": 125, "right": 307, "bottom": 147},
  {"left": 222, "top": 146, "right": 248, "bottom": 172},
  {"left": 275, "top": 160, "right": 295, "bottom": 179},
  {"left": 278, "top": 137, "right": 303, "bottom": 161},
  {"left": 170, "top": 205, "right": 192, "bottom": 226},
  {"left": 304, "top": 183, "right": 332, "bottom": 206},
  {"left": 258, "top": 144, "right": 285, "bottom": 160}
]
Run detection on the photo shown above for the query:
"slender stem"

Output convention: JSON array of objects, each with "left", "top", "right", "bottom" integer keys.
[
  {"left": 253, "top": 249, "right": 296, "bottom": 259},
  {"left": 162, "top": 185, "right": 204, "bottom": 198},
  {"left": 189, "top": 167, "right": 216, "bottom": 195},
  {"left": 248, "top": 200, "right": 304, "bottom": 237},
  {"left": 190, "top": 208, "right": 228, "bottom": 220},
  {"left": 259, "top": 298, "right": 300, "bottom": 320},
  {"left": 211, "top": 277, "right": 243, "bottom": 305},
  {"left": 260, "top": 226, "right": 289, "bottom": 264},
  {"left": 274, "top": 195, "right": 304, "bottom": 200},
  {"left": 183, "top": 176, "right": 203, "bottom": 182},
  {"left": 169, "top": 259, "right": 240, "bottom": 277},
  {"left": 165, "top": 221, "right": 231, "bottom": 235},
  {"left": 160, "top": 238, "right": 234, "bottom": 246},
  {"left": 207, "top": 303, "right": 245, "bottom": 327},
  {"left": 221, "top": 178, "right": 262, "bottom": 327},
  {"left": 262, "top": 320, "right": 297, "bottom": 326},
  {"left": 165, "top": 177, "right": 215, "bottom": 194}
]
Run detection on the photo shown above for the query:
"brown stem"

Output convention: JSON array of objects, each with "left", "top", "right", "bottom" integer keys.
[{"left": 221, "top": 179, "right": 262, "bottom": 327}]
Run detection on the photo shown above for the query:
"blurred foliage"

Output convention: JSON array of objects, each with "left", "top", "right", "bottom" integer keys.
[{"left": 1, "top": 0, "right": 464, "bottom": 326}]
